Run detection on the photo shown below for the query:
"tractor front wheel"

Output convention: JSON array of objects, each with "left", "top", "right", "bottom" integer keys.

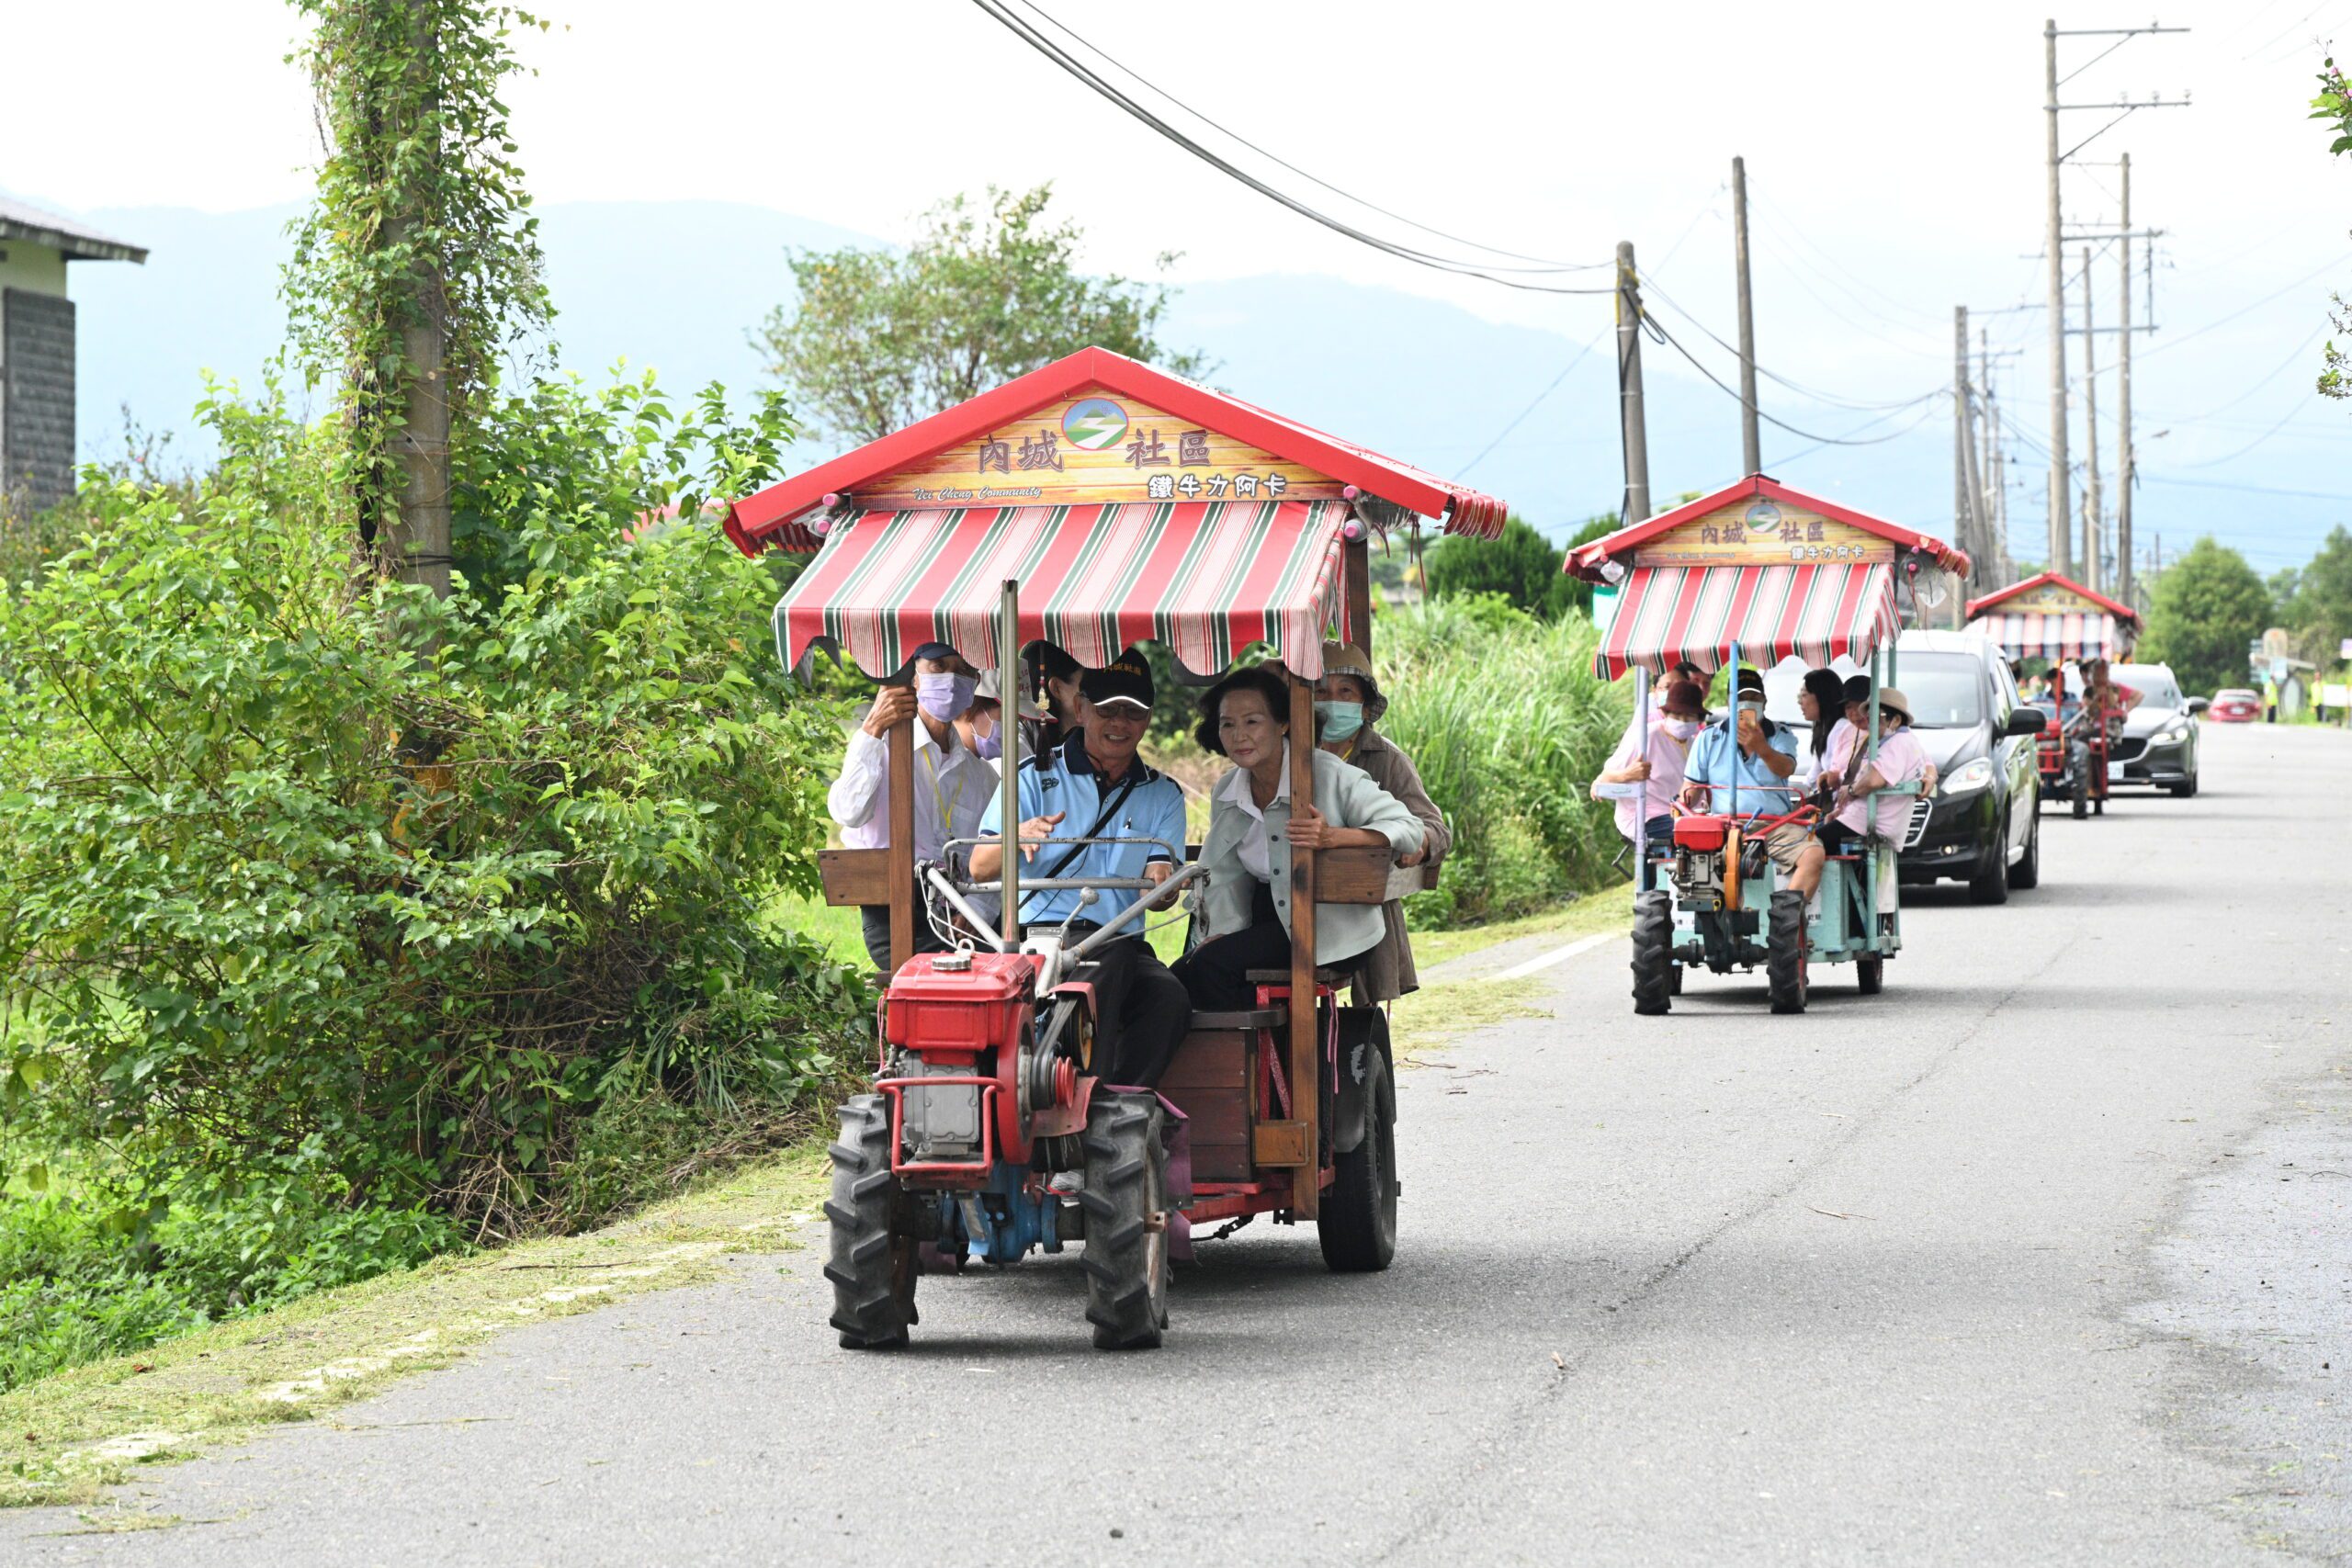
[
  {"left": 1857, "top": 954, "right": 1884, "bottom": 995},
  {"left": 1079, "top": 1091, "right": 1170, "bottom": 1350},
  {"left": 1632, "top": 891, "right": 1675, "bottom": 1015},
  {"left": 824, "top": 1095, "right": 917, "bottom": 1349},
  {"left": 1767, "top": 890, "right": 1809, "bottom": 1014},
  {"left": 1320, "top": 1041, "right": 1397, "bottom": 1273}
]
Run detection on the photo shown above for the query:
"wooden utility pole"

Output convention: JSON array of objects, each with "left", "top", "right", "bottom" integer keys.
[
  {"left": 1732, "top": 157, "right": 1760, "bottom": 475},
  {"left": 2079, "top": 246, "right": 2102, "bottom": 592},
  {"left": 1616, "top": 240, "right": 1652, "bottom": 524},
  {"left": 2043, "top": 18, "right": 2071, "bottom": 579},
  {"left": 2117, "top": 152, "right": 2135, "bottom": 605},
  {"left": 382, "top": 0, "right": 452, "bottom": 601}
]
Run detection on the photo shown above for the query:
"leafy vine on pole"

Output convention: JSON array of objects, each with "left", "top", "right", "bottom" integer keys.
[{"left": 286, "top": 0, "right": 553, "bottom": 592}]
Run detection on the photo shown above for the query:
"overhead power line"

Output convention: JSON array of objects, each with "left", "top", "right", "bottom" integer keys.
[
  {"left": 1000, "top": 0, "right": 1606, "bottom": 276},
  {"left": 969, "top": 0, "right": 1615, "bottom": 295},
  {"left": 1644, "top": 312, "right": 1948, "bottom": 447},
  {"left": 1454, "top": 330, "right": 1611, "bottom": 481}
]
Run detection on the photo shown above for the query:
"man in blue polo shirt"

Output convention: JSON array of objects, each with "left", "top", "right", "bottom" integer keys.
[
  {"left": 1679, "top": 665, "right": 1825, "bottom": 904},
  {"left": 969, "top": 650, "right": 1191, "bottom": 1089}
]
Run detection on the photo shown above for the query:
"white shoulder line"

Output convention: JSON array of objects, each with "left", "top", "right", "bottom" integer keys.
[{"left": 1493, "top": 932, "right": 1616, "bottom": 981}]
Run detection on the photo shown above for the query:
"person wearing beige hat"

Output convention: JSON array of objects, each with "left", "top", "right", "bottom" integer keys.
[
  {"left": 1824, "top": 686, "right": 1932, "bottom": 855},
  {"left": 1312, "top": 642, "right": 1451, "bottom": 1004}
]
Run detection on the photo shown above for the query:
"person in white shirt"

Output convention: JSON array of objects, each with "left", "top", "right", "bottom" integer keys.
[
  {"left": 828, "top": 642, "right": 998, "bottom": 970},
  {"left": 1791, "top": 667, "right": 1855, "bottom": 795},
  {"left": 1592, "top": 678, "right": 1705, "bottom": 889}
]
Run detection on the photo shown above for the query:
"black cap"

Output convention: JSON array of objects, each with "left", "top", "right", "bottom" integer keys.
[
  {"left": 908, "top": 641, "right": 957, "bottom": 664},
  {"left": 1841, "top": 674, "right": 1873, "bottom": 706},
  {"left": 1080, "top": 649, "right": 1155, "bottom": 713},
  {"left": 1735, "top": 666, "right": 1767, "bottom": 695}
]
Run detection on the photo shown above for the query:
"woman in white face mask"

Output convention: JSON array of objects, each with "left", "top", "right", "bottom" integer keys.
[
  {"left": 1593, "top": 679, "right": 1706, "bottom": 891},
  {"left": 1310, "top": 644, "right": 1450, "bottom": 1005}
]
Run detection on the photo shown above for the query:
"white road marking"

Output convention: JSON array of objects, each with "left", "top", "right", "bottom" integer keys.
[{"left": 1493, "top": 931, "right": 1616, "bottom": 980}]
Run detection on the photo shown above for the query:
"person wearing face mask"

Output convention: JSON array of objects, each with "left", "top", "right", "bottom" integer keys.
[
  {"left": 1593, "top": 678, "right": 1705, "bottom": 890},
  {"left": 1311, "top": 644, "right": 1448, "bottom": 1004},
  {"left": 1173, "top": 665, "right": 1425, "bottom": 1014},
  {"left": 827, "top": 643, "right": 997, "bottom": 971},
  {"left": 959, "top": 669, "right": 1043, "bottom": 768}
]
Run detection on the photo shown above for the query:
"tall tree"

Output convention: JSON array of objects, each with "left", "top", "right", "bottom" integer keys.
[
  {"left": 2140, "top": 537, "right": 2275, "bottom": 696},
  {"left": 2311, "top": 57, "right": 2351, "bottom": 400},
  {"left": 756, "top": 185, "right": 1207, "bottom": 445},
  {"left": 1424, "top": 514, "right": 1604, "bottom": 620},
  {"left": 288, "top": 0, "right": 551, "bottom": 595},
  {"left": 2278, "top": 525, "right": 2352, "bottom": 660}
]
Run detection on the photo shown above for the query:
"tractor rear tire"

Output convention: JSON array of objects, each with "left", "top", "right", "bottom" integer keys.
[
  {"left": 2007, "top": 805, "right": 2041, "bottom": 890},
  {"left": 1078, "top": 1092, "right": 1170, "bottom": 1350},
  {"left": 1632, "top": 891, "right": 1675, "bottom": 1015},
  {"left": 824, "top": 1095, "right": 917, "bottom": 1349},
  {"left": 1857, "top": 955, "right": 1884, "bottom": 995},
  {"left": 1767, "top": 890, "right": 1808, "bottom": 1014},
  {"left": 1320, "top": 1043, "right": 1397, "bottom": 1273}
]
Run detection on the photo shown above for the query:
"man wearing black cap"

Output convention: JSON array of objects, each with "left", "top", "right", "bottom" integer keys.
[
  {"left": 969, "top": 649, "right": 1192, "bottom": 1090},
  {"left": 1680, "top": 664, "right": 1826, "bottom": 904},
  {"left": 829, "top": 642, "right": 995, "bottom": 971}
]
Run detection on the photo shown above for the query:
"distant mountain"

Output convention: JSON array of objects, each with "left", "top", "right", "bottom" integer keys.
[{"left": 61, "top": 198, "right": 1953, "bottom": 537}]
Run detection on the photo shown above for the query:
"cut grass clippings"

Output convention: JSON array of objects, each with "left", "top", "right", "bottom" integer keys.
[{"left": 0, "top": 1146, "right": 831, "bottom": 1509}]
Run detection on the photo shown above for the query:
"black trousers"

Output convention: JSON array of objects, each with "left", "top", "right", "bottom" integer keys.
[
  {"left": 1079, "top": 935, "right": 1191, "bottom": 1090},
  {"left": 1171, "top": 879, "right": 1293, "bottom": 1013},
  {"left": 859, "top": 896, "right": 950, "bottom": 974}
]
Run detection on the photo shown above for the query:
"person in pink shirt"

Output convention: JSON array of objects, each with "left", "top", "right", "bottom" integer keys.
[
  {"left": 1821, "top": 686, "right": 1930, "bottom": 852},
  {"left": 1593, "top": 679, "right": 1705, "bottom": 889}
]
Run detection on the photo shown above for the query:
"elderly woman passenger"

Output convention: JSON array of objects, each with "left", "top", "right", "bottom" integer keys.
[
  {"left": 1312, "top": 644, "right": 1449, "bottom": 1003},
  {"left": 1172, "top": 666, "right": 1426, "bottom": 1013}
]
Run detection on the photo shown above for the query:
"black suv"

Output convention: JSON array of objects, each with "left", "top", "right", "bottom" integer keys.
[{"left": 1888, "top": 630, "right": 2046, "bottom": 903}]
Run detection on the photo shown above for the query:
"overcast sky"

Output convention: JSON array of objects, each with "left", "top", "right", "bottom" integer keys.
[{"left": 8, "top": 0, "right": 2349, "bottom": 570}]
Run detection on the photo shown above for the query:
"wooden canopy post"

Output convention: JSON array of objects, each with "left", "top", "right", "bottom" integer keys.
[
  {"left": 887, "top": 692, "right": 915, "bottom": 974},
  {"left": 1345, "top": 530, "right": 1374, "bottom": 659},
  {"left": 1287, "top": 671, "right": 1320, "bottom": 1219}
]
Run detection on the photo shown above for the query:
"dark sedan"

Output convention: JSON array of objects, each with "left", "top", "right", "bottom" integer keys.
[{"left": 1891, "top": 631, "right": 2046, "bottom": 904}]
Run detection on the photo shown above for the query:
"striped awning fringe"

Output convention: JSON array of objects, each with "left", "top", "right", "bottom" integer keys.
[
  {"left": 775, "top": 499, "right": 1352, "bottom": 681},
  {"left": 1969, "top": 610, "right": 2129, "bottom": 661},
  {"left": 1594, "top": 562, "right": 1897, "bottom": 680}
]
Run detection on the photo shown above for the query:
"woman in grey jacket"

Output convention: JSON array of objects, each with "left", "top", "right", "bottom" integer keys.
[{"left": 1171, "top": 666, "right": 1426, "bottom": 1013}]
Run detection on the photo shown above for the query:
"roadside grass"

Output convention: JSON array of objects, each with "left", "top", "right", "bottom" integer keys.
[
  {"left": 1391, "top": 885, "right": 1634, "bottom": 1061},
  {"left": 0, "top": 1147, "right": 831, "bottom": 1509},
  {"left": 1411, "top": 881, "right": 1634, "bottom": 972}
]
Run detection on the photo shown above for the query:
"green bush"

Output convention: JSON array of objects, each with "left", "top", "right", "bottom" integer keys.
[
  {"left": 0, "top": 374, "right": 868, "bottom": 1269},
  {"left": 1376, "top": 595, "right": 1631, "bottom": 924}
]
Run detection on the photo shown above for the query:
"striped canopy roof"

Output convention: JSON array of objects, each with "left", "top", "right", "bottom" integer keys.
[
  {"left": 1967, "top": 610, "right": 2132, "bottom": 662},
  {"left": 775, "top": 499, "right": 1351, "bottom": 680},
  {"left": 1594, "top": 562, "right": 1897, "bottom": 680}
]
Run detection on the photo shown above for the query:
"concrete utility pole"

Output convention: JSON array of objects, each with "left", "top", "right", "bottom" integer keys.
[
  {"left": 2041, "top": 18, "right": 2188, "bottom": 585},
  {"left": 1981, "top": 329, "right": 2007, "bottom": 578},
  {"left": 2044, "top": 18, "right": 2071, "bottom": 578},
  {"left": 1616, "top": 240, "right": 1652, "bottom": 523},
  {"left": 1732, "top": 156, "right": 1761, "bottom": 475},
  {"left": 2080, "top": 246, "right": 2102, "bottom": 592},
  {"left": 383, "top": 0, "right": 452, "bottom": 601},
  {"left": 2117, "top": 152, "right": 2135, "bottom": 605},
  {"left": 1955, "top": 305, "right": 1974, "bottom": 604}
]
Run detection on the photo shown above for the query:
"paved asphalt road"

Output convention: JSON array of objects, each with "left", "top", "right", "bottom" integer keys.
[{"left": 6, "top": 723, "right": 2346, "bottom": 1566}]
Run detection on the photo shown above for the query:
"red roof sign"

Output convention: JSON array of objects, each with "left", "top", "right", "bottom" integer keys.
[
  {"left": 724, "top": 346, "right": 1507, "bottom": 556},
  {"left": 1963, "top": 570, "right": 2139, "bottom": 627},
  {"left": 1564, "top": 474, "right": 1971, "bottom": 582}
]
